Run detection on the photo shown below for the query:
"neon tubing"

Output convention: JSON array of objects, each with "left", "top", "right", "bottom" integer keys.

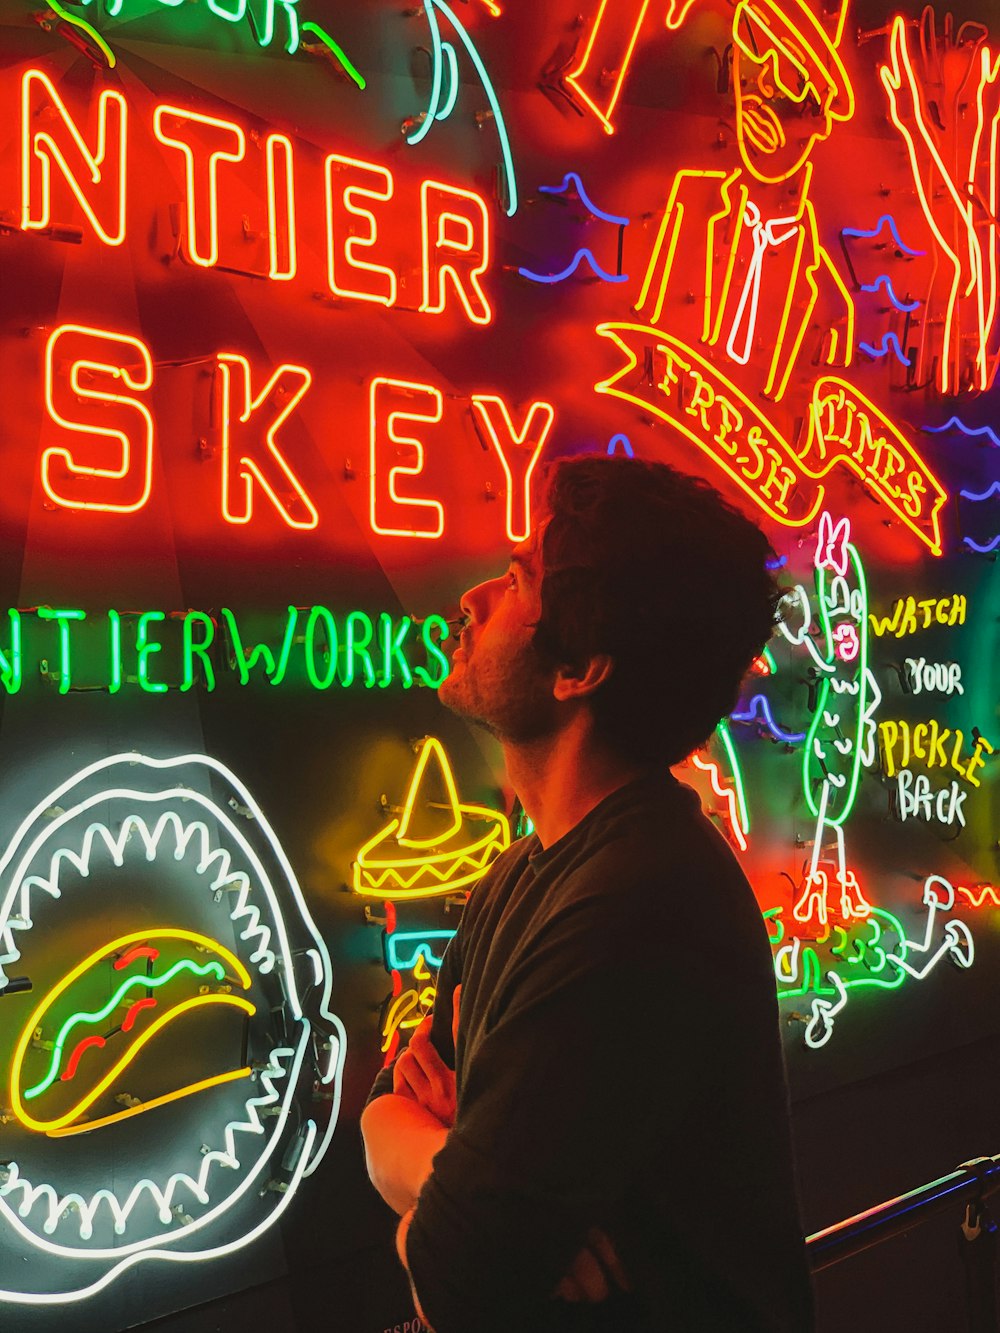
[
  {"left": 43, "top": 324, "right": 155, "bottom": 515},
  {"left": 24, "top": 952, "right": 243, "bottom": 1100},
  {"left": 14, "top": 994, "right": 255, "bottom": 1131},
  {"left": 961, "top": 482, "right": 1000, "bottom": 501},
  {"left": 1, "top": 1036, "right": 305, "bottom": 1255},
  {"left": 730, "top": 695, "right": 806, "bottom": 743},
  {"left": 48, "top": 1069, "right": 254, "bottom": 1139},
  {"left": 407, "top": 0, "right": 518, "bottom": 216},
  {"left": 301, "top": 22, "right": 366, "bottom": 87},
  {"left": 44, "top": 2, "right": 116, "bottom": 67}
]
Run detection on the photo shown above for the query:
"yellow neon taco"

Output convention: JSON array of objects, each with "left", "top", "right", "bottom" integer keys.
[{"left": 11, "top": 928, "right": 254, "bottom": 1137}]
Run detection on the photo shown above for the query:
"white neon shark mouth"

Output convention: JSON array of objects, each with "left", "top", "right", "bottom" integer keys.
[{"left": 0, "top": 753, "right": 346, "bottom": 1305}]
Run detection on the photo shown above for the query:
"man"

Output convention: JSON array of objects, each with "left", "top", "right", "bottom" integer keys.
[{"left": 361, "top": 457, "right": 814, "bottom": 1331}]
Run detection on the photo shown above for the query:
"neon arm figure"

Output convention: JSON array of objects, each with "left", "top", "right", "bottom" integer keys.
[{"left": 880, "top": 11, "right": 1000, "bottom": 395}]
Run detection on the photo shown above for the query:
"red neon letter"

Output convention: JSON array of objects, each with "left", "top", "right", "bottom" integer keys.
[
  {"left": 216, "top": 355, "right": 318, "bottom": 530},
  {"left": 153, "top": 105, "right": 245, "bottom": 268},
  {"left": 21, "top": 69, "right": 127, "bottom": 246},
  {"left": 420, "top": 181, "right": 492, "bottom": 326},
  {"left": 266, "top": 133, "right": 297, "bottom": 281},
  {"left": 325, "top": 154, "right": 396, "bottom": 306},
  {"left": 43, "top": 325, "right": 154, "bottom": 513},
  {"left": 470, "top": 396, "right": 555, "bottom": 541},
  {"left": 564, "top": 0, "right": 650, "bottom": 135},
  {"left": 369, "top": 378, "right": 445, "bottom": 539}
]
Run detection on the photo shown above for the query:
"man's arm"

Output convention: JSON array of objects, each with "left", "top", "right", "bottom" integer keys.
[
  {"left": 378, "top": 997, "right": 630, "bottom": 1315},
  {"left": 360, "top": 1094, "right": 448, "bottom": 1218},
  {"left": 400, "top": 926, "right": 668, "bottom": 1333},
  {"left": 362, "top": 971, "right": 461, "bottom": 1216}
]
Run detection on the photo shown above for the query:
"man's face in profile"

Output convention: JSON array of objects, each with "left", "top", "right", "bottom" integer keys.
[
  {"left": 732, "top": 0, "right": 843, "bottom": 183},
  {"left": 438, "top": 524, "right": 560, "bottom": 744}
]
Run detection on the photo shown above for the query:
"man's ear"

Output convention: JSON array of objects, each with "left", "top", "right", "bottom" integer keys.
[{"left": 552, "top": 653, "right": 614, "bottom": 702}]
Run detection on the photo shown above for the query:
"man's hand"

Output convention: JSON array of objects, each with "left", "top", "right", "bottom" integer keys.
[
  {"left": 554, "top": 1228, "right": 632, "bottom": 1304},
  {"left": 393, "top": 985, "right": 461, "bottom": 1127}
]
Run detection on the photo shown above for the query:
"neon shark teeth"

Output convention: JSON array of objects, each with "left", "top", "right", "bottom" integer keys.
[
  {"left": 4, "top": 810, "right": 278, "bottom": 974},
  {"left": 0, "top": 1043, "right": 297, "bottom": 1242}
]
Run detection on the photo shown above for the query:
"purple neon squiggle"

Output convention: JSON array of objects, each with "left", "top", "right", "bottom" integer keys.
[
  {"left": 730, "top": 694, "right": 806, "bottom": 743},
  {"left": 537, "top": 172, "right": 629, "bottom": 226},
  {"left": 859, "top": 332, "right": 911, "bottom": 366},
  {"left": 842, "top": 214, "right": 925, "bottom": 256},
  {"left": 923, "top": 417, "right": 1000, "bottom": 448},
  {"left": 959, "top": 482, "right": 1000, "bottom": 501},
  {"left": 519, "top": 249, "right": 627, "bottom": 284},
  {"left": 859, "top": 275, "right": 920, "bottom": 312}
]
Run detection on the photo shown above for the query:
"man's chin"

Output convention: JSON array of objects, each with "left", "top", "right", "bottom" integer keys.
[{"left": 436, "top": 670, "right": 473, "bottom": 719}]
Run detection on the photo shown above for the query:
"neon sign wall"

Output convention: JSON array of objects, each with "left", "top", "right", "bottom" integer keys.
[{"left": 0, "top": 0, "right": 997, "bottom": 1326}]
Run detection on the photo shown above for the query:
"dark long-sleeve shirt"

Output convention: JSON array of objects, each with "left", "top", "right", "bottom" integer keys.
[{"left": 367, "top": 770, "right": 814, "bottom": 1332}]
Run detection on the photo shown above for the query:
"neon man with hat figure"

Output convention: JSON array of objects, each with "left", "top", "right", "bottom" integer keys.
[{"left": 636, "top": 0, "right": 857, "bottom": 403}]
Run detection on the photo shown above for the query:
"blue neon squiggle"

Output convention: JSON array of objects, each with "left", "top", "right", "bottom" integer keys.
[
  {"left": 960, "top": 482, "right": 1000, "bottom": 501},
  {"left": 860, "top": 275, "right": 920, "bottom": 312},
  {"left": 537, "top": 172, "right": 629, "bottom": 227},
  {"left": 923, "top": 417, "right": 1000, "bottom": 448},
  {"left": 607, "top": 434, "right": 634, "bottom": 457},
  {"left": 406, "top": 0, "right": 518, "bottom": 216},
  {"left": 519, "top": 249, "right": 627, "bottom": 285},
  {"left": 859, "top": 332, "right": 911, "bottom": 367},
  {"left": 765, "top": 555, "right": 788, "bottom": 570},
  {"left": 842, "top": 214, "right": 925, "bottom": 256},
  {"left": 963, "top": 534, "right": 1000, "bottom": 553},
  {"left": 730, "top": 694, "right": 806, "bottom": 743}
]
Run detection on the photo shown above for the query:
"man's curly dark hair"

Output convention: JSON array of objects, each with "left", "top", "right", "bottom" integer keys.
[{"left": 532, "top": 457, "right": 781, "bottom": 766}]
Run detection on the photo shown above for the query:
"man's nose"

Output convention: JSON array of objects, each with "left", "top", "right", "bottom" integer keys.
[{"left": 460, "top": 576, "right": 504, "bottom": 624}]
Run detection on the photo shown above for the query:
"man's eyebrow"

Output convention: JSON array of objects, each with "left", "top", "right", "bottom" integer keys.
[{"left": 509, "top": 552, "right": 533, "bottom": 575}]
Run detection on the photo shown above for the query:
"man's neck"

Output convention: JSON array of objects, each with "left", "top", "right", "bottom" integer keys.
[{"left": 503, "top": 720, "right": 647, "bottom": 849}]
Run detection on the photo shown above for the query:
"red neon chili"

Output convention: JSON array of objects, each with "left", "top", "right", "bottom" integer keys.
[
  {"left": 61, "top": 1034, "right": 107, "bottom": 1083},
  {"left": 114, "top": 945, "right": 160, "bottom": 971},
  {"left": 121, "top": 997, "right": 159, "bottom": 1033}
]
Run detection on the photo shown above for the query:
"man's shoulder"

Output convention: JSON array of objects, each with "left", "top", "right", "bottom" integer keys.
[
  {"left": 465, "top": 834, "right": 534, "bottom": 908},
  {"left": 556, "top": 781, "right": 765, "bottom": 941}
]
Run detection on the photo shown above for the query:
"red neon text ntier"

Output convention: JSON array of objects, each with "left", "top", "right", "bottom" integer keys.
[
  {"left": 22, "top": 69, "right": 493, "bottom": 325},
  {"left": 43, "top": 327, "right": 554, "bottom": 538}
]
